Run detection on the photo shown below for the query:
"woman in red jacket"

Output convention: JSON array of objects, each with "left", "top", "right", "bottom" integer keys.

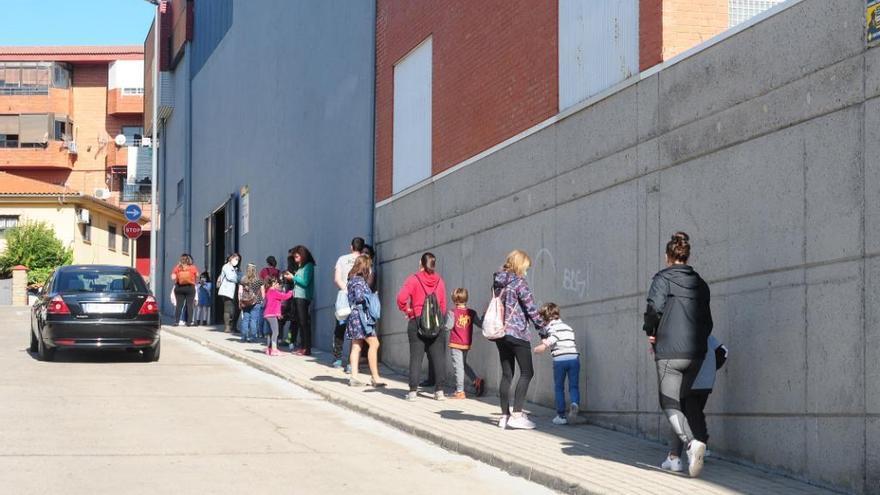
[{"left": 396, "top": 252, "right": 447, "bottom": 401}]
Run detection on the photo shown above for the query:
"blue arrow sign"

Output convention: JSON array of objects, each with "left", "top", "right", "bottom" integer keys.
[{"left": 124, "top": 204, "right": 142, "bottom": 222}]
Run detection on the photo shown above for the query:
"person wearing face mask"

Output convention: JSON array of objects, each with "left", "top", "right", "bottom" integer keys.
[{"left": 218, "top": 253, "right": 242, "bottom": 333}]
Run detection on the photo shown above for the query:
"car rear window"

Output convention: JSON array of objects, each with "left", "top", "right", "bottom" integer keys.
[{"left": 56, "top": 270, "right": 148, "bottom": 293}]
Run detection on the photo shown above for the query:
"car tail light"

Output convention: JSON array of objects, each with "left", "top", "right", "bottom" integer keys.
[
  {"left": 139, "top": 296, "right": 158, "bottom": 315},
  {"left": 47, "top": 296, "right": 70, "bottom": 315},
  {"left": 55, "top": 339, "right": 75, "bottom": 345},
  {"left": 132, "top": 338, "right": 153, "bottom": 345}
]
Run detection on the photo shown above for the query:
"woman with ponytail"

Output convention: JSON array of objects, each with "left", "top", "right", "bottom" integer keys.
[{"left": 643, "top": 232, "right": 713, "bottom": 478}]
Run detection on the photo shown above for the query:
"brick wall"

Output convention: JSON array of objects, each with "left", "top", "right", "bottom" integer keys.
[
  {"left": 375, "top": 0, "right": 558, "bottom": 201},
  {"left": 0, "top": 88, "right": 71, "bottom": 116},
  {"left": 640, "top": 0, "right": 664, "bottom": 71},
  {"left": 661, "top": 0, "right": 729, "bottom": 60},
  {"left": 69, "top": 64, "right": 111, "bottom": 195}
]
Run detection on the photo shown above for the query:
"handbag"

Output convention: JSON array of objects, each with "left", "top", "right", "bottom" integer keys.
[{"left": 334, "top": 289, "right": 352, "bottom": 320}]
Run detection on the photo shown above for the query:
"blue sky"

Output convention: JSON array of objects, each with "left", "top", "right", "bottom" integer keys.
[{"left": 0, "top": 0, "right": 156, "bottom": 46}]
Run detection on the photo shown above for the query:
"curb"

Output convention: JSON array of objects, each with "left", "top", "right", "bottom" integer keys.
[{"left": 165, "top": 326, "right": 593, "bottom": 494}]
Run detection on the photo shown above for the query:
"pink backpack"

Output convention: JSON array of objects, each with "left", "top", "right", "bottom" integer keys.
[{"left": 482, "top": 289, "right": 507, "bottom": 340}]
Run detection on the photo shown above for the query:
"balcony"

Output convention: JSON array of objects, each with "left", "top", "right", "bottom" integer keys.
[
  {"left": 0, "top": 141, "right": 74, "bottom": 170},
  {"left": 121, "top": 183, "right": 151, "bottom": 203},
  {"left": 0, "top": 88, "right": 72, "bottom": 116},
  {"left": 107, "top": 88, "right": 144, "bottom": 115}
]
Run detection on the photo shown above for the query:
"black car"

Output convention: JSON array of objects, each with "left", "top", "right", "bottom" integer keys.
[{"left": 30, "top": 265, "right": 160, "bottom": 362}]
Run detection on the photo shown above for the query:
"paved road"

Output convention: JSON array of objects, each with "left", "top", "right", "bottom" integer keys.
[{"left": 0, "top": 306, "right": 555, "bottom": 495}]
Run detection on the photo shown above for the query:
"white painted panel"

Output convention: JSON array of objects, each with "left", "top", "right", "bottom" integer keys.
[
  {"left": 393, "top": 37, "right": 432, "bottom": 194},
  {"left": 108, "top": 60, "right": 145, "bottom": 90},
  {"left": 558, "top": 0, "right": 639, "bottom": 110}
]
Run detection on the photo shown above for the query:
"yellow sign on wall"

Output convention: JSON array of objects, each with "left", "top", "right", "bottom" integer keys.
[{"left": 868, "top": 1, "right": 880, "bottom": 44}]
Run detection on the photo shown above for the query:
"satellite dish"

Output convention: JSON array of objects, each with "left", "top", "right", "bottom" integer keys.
[{"left": 114, "top": 134, "right": 127, "bottom": 146}]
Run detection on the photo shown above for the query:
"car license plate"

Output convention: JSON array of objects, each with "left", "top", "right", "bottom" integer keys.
[{"left": 82, "top": 303, "right": 128, "bottom": 314}]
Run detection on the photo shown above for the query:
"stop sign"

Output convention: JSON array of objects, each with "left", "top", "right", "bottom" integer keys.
[{"left": 123, "top": 222, "right": 142, "bottom": 240}]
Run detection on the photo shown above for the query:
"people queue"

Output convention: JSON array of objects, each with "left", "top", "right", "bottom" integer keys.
[{"left": 169, "top": 232, "right": 727, "bottom": 479}]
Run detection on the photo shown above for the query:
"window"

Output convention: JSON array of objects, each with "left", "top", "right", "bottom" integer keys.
[
  {"left": 121, "top": 126, "right": 143, "bottom": 146},
  {"left": 108, "top": 223, "right": 117, "bottom": 251},
  {"left": 0, "top": 62, "right": 52, "bottom": 95},
  {"left": 122, "top": 87, "right": 144, "bottom": 96},
  {"left": 392, "top": 37, "right": 433, "bottom": 194},
  {"left": 109, "top": 167, "right": 127, "bottom": 192},
  {"left": 122, "top": 234, "right": 130, "bottom": 255},
  {"left": 81, "top": 221, "right": 91, "bottom": 243},
  {"left": 177, "top": 179, "right": 184, "bottom": 206},
  {"left": 53, "top": 119, "right": 71, "bottom": 141},
  {"left": 729, "top": 0, "right": 786, "bottom": 27},
  {"left": 0, "top": 215, "right": 19, "bottom": 238},
  {"left": 56, "top": 269, "right": 147, "bottom": 293},
  {"left": 0, "top": 134, "right": 18, "bottom": 148},
  {"left": 52, "top": 64, "right": 71, "bottom": 88}
]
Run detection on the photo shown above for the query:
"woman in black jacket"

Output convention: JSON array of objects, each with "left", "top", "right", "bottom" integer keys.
[{"left": 643, "top": 232, "right": 713, "bottom": 478}]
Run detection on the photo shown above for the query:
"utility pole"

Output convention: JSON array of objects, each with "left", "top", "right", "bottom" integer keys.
[{"left": 144, "top": 0, "right": 161, "bottom": 293}]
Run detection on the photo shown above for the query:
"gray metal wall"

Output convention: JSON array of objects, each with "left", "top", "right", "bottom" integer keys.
[
  {"left": 374, "top": 1, "right": 877, "bottom": 492},
  {"left": 159, "top": 0, "right": 376, "bottom": 348}
]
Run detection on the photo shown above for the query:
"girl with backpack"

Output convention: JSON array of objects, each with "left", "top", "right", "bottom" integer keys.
[
  {"left": 396, "top": 252, "right": 448, "bottom": 401},
  {"left": 490, "top": 250, "right": 546, "bottom": 430},
  {"left": 289, "top": 245, "right": 315, "bottom": 356},
  {"left": 237, "top": 263, "right": 265, "bottom": 343},
  {"left": 643, "top": 232, "right": 713, "bottom": 478},
  {"left": 170, "top": 253, "right": 199, "bottom": 327},
  {"left": 346, "top": 255, "right": 385, "bottom": 388}
]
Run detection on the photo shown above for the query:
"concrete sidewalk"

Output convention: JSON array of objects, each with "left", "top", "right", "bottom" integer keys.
[{"left": 164, "top": 324, "right": 838, "bottom": 495}]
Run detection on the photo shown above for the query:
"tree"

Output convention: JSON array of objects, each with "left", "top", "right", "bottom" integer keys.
[{"left": 0, "top": 221, "right": 73, "bottom": 286}]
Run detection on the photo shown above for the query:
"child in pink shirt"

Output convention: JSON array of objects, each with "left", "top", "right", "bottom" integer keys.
[{"left": 263, "top": 276, "right": 293, "bottom": 356}]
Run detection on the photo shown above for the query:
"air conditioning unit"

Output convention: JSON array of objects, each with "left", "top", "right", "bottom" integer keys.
[
  {"left": 76, "top": 208, "right": 90, "bottom": 224},
  {"left": 94, "top": 188, "right": 111, "bottom": 200},
  {"left": 141, "top": 137, "right": 151, "bottom": 147},
  {"left": 66, "top": 140, "right": 78, "bottom": 154}
]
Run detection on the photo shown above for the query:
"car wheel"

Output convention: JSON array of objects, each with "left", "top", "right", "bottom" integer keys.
[
  {"left": 29, "top": 327, "right": 38, "bottom": 353},
  {"left": 37, "top": 333, "right": 55, "bottom": 362},
  {"left": 142, "top": 340, "right": 160, "bottom": 362}
]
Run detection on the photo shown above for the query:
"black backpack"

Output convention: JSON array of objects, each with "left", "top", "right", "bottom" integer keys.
[{"left": 416, "top": 277, "right": 443, "bottom": 338}]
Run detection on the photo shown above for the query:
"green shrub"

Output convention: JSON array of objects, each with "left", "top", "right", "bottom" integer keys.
[{"left": 0, "top": 221, "right": 73, "bottom": 286}]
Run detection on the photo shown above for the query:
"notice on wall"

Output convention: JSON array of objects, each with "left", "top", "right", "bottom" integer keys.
[
  {"left": 869, "top": 1, "right": 880, "bottom": 44},
  {"left": 240, "top": 185, "right": 250, "bottom": 236}
]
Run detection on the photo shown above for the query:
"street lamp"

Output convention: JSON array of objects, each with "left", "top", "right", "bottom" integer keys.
[{"left": 143, "top": 0, "right": 161, "bottom": 293}]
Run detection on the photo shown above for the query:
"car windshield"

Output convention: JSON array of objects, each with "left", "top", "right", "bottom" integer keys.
[{"left": 56, "top": 270, "right": 147, "bottom": 293}]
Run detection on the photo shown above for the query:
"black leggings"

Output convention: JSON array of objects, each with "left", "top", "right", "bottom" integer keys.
[
  {"left": 174, "top": 285, "right": 195, "bottom": 324},
  {"left": 290, "top": 298, "right": 311, "bottom": 350},
  {"left": 676, "top": 391, "right": 711, "bottom": 456},
  {"left": 496, "top": 335, "right": 534, "bottom": 415},
  {"left": 656, "top": 358, "right": 703, "bottom": 453},
  {"left": 407, "top": 319, "right": 446, "bottom": 391}
]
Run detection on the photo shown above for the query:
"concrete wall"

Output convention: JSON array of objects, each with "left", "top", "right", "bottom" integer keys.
[
  {"left": 374, "top": 1, "right": 877, "bottom": 492},
  {"left": 159, "top": 0, "right": 376, "bottom": 343}
]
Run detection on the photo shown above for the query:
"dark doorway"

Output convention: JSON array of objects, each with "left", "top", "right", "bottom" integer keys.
[{"left": 205, "top": 194, "right": 238, "bottom": 324}]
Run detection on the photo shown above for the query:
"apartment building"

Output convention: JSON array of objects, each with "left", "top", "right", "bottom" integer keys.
[{"left": 0, "top": 46, "right": 150, "bottom": 273}]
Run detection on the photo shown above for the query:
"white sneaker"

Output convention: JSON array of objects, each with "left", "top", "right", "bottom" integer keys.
[
  {"left": 687, "top": 440, "right": 707, "bottom": 478},
  {"left": 507, "top": 413, "right": 536, "bottom": 430},
  {"left": 567, "top": 403, "right": 579, "bottom": 424},
  {"left": 498, "top": 415, "right": 509, "bottom": 429},
  {"left": 405, "top": 391, "right": 417, "bottom": 401},
  {"left": 660, "top": 455, "right": 684, "bottom": 473},
  {"left": 434, "top": 391, "right": 445, "bottom": 401},
  {"left": 552, "top": 415, "right": 568, "bottom": 425}
]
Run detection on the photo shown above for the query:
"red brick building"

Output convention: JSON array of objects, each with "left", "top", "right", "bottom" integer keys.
[
  {"left": 375, "top": 0, "right": 742, "bottom": 201},
  {"left": 0, "top": 46, "right": 150, "bottom": 274}
]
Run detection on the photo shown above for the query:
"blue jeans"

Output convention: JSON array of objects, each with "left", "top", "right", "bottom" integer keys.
[
  {"left": 239, "top": 303, "right": 263, "bottom": 342},
  {"left": 553, "top": 356, "right": 581, "bottom": 415}
]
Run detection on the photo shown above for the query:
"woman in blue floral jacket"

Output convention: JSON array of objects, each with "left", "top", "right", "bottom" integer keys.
[{"left": 346, "top": 255, "right": 386, "bottom": 388}]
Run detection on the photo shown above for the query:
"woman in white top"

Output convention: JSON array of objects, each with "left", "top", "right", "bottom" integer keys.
[{"left": 217, "top": 252, "right": 241, "bottom": 333}]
